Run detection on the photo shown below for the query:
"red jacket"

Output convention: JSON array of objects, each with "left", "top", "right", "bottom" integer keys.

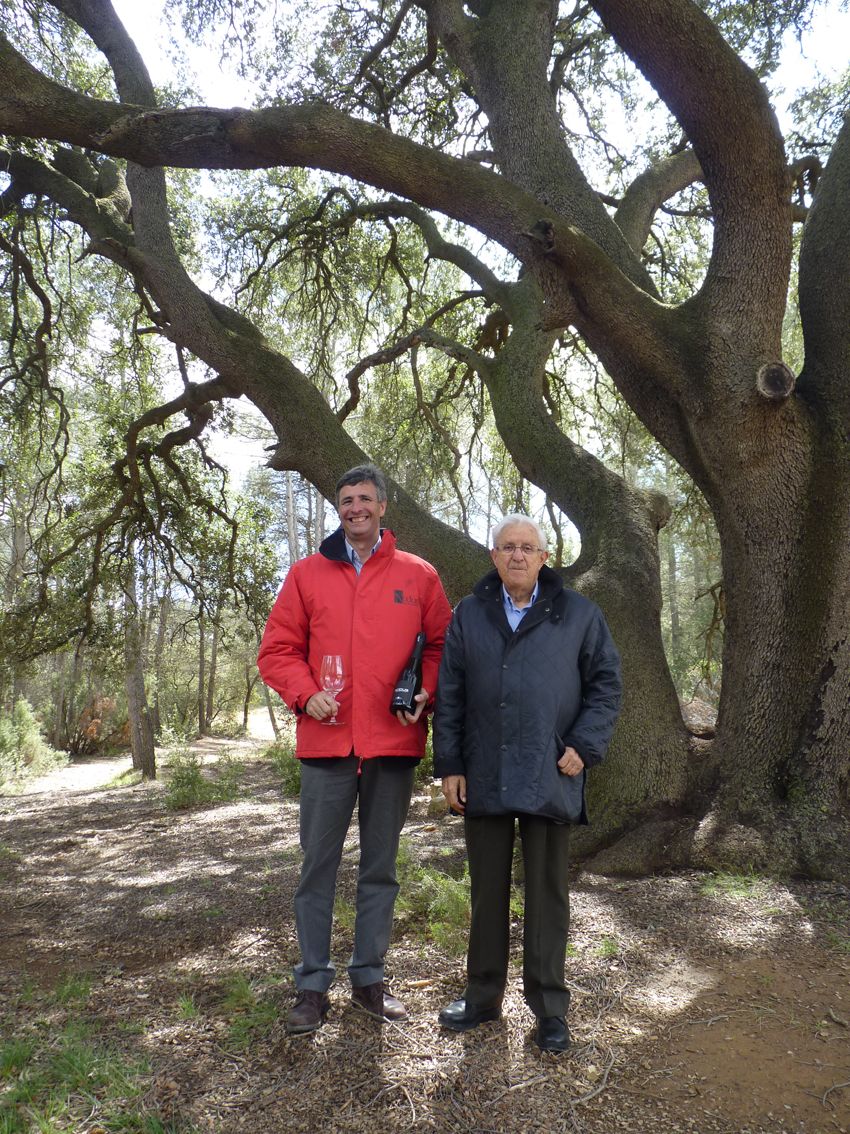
[{"left": 257, "top": 528, "right": 452, "bottom": 758}]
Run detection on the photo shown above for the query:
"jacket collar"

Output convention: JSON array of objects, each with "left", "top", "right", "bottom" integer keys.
[
  {"left": 320, "top": 526, "right": 396, "bottom": 564},
  {"left": 473, "top": 564, "right": 565, "bottom": 637},
  {"left": 473, "top": 563, "right": 564, "bottom": 604}
]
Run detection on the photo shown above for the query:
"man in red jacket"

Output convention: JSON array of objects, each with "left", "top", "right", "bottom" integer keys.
[{"left": 258, "top": 464, "right": 451, "bottom": 1035}]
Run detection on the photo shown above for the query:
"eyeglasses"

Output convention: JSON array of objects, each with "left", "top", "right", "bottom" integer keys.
[{"left": 494, "top": 543, "right": 544, "bottom": 557}]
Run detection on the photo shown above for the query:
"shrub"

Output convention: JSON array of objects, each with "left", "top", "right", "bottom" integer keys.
[
  {"left": 208, "top": 714, "right": 245, "bottom": 739},
  {"left": 215, "top": 753, "right": 244, "bottom": 799},
  {"left": 156, "top": 722, "right": 193, "bottom": 748},
  {"left": 265, "top": 740, "right": 301, "bottom": 797},
  {"left": 163, "top": 750, "right": 244, "bottom": 811},
  {"left": 0, "top": 699, "right": 66, "bottom": 790},
  {"left": 395, "top": 838, "right": 471, "bottom": 956},
  {"left": 414, "top": 734, "right": 435, "bottom": 785}
]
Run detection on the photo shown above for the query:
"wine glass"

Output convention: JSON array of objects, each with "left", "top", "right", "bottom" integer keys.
[{"left": 319, "top": 654, "right": 344, "bottom": 725}]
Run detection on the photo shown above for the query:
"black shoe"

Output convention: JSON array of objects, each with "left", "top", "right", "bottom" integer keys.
[
  {"left": 286, "top": 989, "right": 330, "bottom": 1035},
  {"left": 438, "top": 998, "right": 501, "bottom": 1032},
  {"left": 535, "top": 1015, "right": 570, "bottom": 1053}
]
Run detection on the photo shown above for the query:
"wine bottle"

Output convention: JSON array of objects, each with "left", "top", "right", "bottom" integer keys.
[{"left": 390, "top": 632, "right": 427, "bottom": 714}]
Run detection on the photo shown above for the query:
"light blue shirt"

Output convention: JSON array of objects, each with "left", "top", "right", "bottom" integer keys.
[
  {"left": 502, "top": 582, "right": 538, "bottom": 631},
  {"left": 345, "top": 533, "right": 382, "bottom": 575}
]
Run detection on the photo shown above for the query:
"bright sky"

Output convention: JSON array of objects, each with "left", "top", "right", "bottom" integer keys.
[
  {"left": 111, "top": 0, "right": 259, "bottom": 105},
  {"left": 111, "top": 0, "right": 850, "bottom": 108}
]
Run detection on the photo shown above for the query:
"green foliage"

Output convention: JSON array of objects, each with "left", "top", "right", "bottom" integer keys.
[
  {"left": 52, "top": 973, "right": 92, "bottom": 1006},
  {"left": 163, "top": 750, "right": 244, "bottom": 811},
  {"left": 175, "top": 996, "right": 200, "bottom": 1021},
  {"left": 0, "top": 699, "right": 65, "bottom": 790},
  {"left": 213, "top": 754, "right": 244, "bottom": 800},
  {"left": 333, "top": 894, "right": 356, "bottom": 932},
  {"left": 414, "top": 735, "right": 434, "bottom": 785},
  {"left": 0, "top": 1017, "right": 179, "bottom": 1134},
  {"left": 215, "top": 973, "right": 280, "bottom": 1051},
  {"left": 207, "top": 714, "right": 245, "bottom": 739},
  {"left": 265, "top": 740, "right": 301, "bottom": 797},
  {"left": 825, "top": 930, "right": 850, "bottom": 955},
  {"left": 0, "top": 845, "right": 21, "bottom": 881},
  {"left": 103, "top": 768, "right": 145, "bottom": 791},
  {"left": 395, "top": 839, "right": 471, "bottom": 956},
  {"left": 595, "top": 936, "right": 620, "bottom": 959},
  {"left": 699, "top": 871, "right": 765, "bottom": 899},
  {"left": 163, "top": 751, "right": 209, "bottom": 810},
  {"left": 0, "top": 1039, "right": 35, "bottom": 1078}
]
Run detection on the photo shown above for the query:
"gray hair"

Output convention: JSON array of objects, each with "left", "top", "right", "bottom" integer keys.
[
  {"left": 490, "top": 514, "right": 548, "bottom": 550},
  {"left": 335, "top": 463, "right": 387, "bottom": 503}
]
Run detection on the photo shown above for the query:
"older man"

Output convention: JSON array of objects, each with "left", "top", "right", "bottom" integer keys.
[
  {"left": 433, "top": 514, "right": 621, "bottom": 1052},
  {"left": 258, "top": 464, "right": 451, "bottom": 1035}
]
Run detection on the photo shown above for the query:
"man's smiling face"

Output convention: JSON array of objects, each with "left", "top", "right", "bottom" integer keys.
[{"left": 337, "top": 481, "right": 387, "bottom": 548}]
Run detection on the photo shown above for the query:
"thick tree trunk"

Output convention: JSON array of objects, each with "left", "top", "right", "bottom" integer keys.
[
  {"left": 2, "top": 0, "right": 845, "bottom": 881},
  {"left": 692, "top": 444, "right": 850, "bottom": 877},
  {"left": 664, "top": 461, "right": 683, "bottom": 673}
]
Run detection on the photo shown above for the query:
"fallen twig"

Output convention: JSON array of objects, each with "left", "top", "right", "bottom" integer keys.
[{"left": 822, "top": 1079, "right": 850, "bottom": 1108}]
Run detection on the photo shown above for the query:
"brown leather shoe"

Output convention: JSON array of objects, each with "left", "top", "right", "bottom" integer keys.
[
  {"left": 351, "top": 981, "right": 407, "bottom": 1022},
  {"left": 286, "top": 989, "right": 330, "bottom": 1035}
]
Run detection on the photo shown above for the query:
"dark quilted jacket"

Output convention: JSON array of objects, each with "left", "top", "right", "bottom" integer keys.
[{"left": 432, "top": 566, "right": 622, "bottom": 824}]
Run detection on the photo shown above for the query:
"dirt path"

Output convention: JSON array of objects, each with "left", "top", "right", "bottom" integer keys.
[
  {"left": 1, "top": 745, "right": 848, "bottom": 1134},
  {"left": 19, "top": 709, "right": 278, "bottom": 797}
]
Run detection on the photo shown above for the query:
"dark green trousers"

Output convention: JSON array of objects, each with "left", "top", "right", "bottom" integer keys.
[{"left": 464, "top": 813, "right": 571, "bottom": 1018}]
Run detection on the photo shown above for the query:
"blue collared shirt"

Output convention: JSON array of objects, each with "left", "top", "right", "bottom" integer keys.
[
  {"left": 502, "top": 582, "right": 538, "bottom": 631},
  {"left": 345, "top": 533, "right": 383, "bottom": 575}
]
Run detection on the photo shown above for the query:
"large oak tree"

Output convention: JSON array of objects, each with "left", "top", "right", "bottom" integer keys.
[{"left": 0, "top": 0, "right": 847, "bottom": 876}]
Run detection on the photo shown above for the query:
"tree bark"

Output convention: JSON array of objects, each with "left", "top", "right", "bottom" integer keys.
[
  {"left": 197, "top": 608, "right": 207, "bottom": 737},
  {"left": 263, "top": 683, "right": 282, "bottom": 742},
  {"left": 0, "top": 0, "right": 847, "bottom": 876},
  {"left": 150, "top": 593, "right": 170, "bottom": 736},
  {"left": 242, "top": 665, "right": 259, "bottom": 733},
  {"left": 205, "top": 615, "right": 220, "bottom": 729},
  {"left": 122, "top": 554, "right": 156, "bottom": 779},
  {"left": 664, "top": 461, "right": 683, "bottom": 674},
  {"left": 284, "top": 471, "right": 299, "bottom": 566}
]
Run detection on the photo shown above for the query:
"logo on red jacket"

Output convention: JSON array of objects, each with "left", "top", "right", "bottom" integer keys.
[{"left": 393, "top": 590, "right": 420, "bottom": 606}]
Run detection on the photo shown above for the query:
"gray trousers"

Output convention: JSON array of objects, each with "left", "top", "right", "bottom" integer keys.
[
  {"left": 464, "top": 813, "right": 572, "bottom": 1018},
  {"left": 294, "top": 756, "right": 415, "bottom": 992}
]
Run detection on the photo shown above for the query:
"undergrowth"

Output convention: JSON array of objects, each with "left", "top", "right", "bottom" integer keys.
[
  {"left": 215, "top": 972, "right": 281, "bottom": 1050},
  {"left": 265, "top": 739, "right": 301, "bottom": 797},
  {"left": 0, "top": 699, "right": 66, "bottom": 791},
  {"left": 395, "top": 838, "right": 472, "bottom": 955},
  {"left": 163, "top": 749, "right": 244, "bottom": 811},
  {"left": 0, "top": 1015, "right": 187, "bottom": 1133}
]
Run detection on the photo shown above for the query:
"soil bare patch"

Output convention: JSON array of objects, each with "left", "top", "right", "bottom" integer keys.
[{"left": 1, "top": 746, "right": 848, "bottom": 1133}]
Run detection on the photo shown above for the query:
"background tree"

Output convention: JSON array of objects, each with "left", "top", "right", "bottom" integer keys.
[{"left": 0, "top": 0, "right": 847, "bottom": 876}]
